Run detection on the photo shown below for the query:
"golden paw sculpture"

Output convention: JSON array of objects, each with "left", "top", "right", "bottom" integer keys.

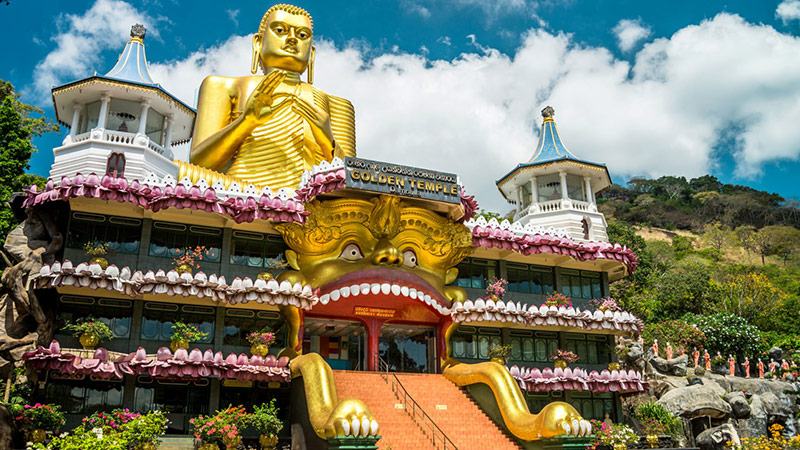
[
  {"left": 290, "top": 353, "right": 380, "bottom": 438},
  {"left": 442, "top": 359, "right": 592, "bottom": 439}
]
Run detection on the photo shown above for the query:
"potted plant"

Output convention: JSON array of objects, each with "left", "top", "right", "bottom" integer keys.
[
  {"left": 84, "top": 240, "right": 111, "bottom": 269},
  {"left": 14, "top": 403, "right": 65, "bottom": 443},
  {"left": 173, "top": 245, "right": 206, "bottom": 275},
  {"left": 258, "top": 254, "right": 289, "bottom": 280},
  {"left": 63, "top": 317, "right": 114, "bottom": 350},
  {"left": 247, "top": 328, "right": 276, "bottom": 357},
  {"left": 170, "top": 321, "right": 209, "bottom": 352},
  {"left": 249, "top": 399, "right": 283, "bottom": 450},
  {"left": 484, "top": 277, "right": 508, "bottom": 302},
  {"left": 544, "top": 292, "right": 572, "bottom": 308},
  {"left": 123, "top": 410, "right": 169, "bottom": 450},
  {"left": 549, "top": 349, "right": 579, "bottom": 369},
  {"left": 589, "top": 422, "right": 639, "bottom": 450},
  {"left": 191, "top": 406, "right": 248, "bottom": 450},
  {"left": 488, "top": 344, "right": 512, "bottom": 366},
  {"left": 590, "top": 297, "right": 621, "bottom": 312},
  {"left": 634, "top": 401, "right": 682, "bottom": 448}
]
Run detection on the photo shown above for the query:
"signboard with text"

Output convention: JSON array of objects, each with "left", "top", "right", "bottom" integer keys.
[
  {"left": 344, "top": 157, "right": 461, "bottom": 204},
  {"left": 353, "top": 306, "right": 397, "bottom": 319}
]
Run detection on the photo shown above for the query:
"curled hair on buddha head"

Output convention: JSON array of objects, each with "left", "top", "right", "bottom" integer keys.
[{"left": 253, "top": 4, "right": 315, "bottom": 74}]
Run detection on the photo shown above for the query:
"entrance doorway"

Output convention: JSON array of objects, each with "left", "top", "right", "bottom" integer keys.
[
  {"left": 303, "top": 319, "right": 366, "bottom": 370},
  {"left": 379, "top": 324, "right": 435, "bottom": 373}
]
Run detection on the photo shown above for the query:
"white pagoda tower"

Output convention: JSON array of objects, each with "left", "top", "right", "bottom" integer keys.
[
  {"left": 496, "top": 106, "right": 612, "bottom": 242},
  {"left": 49, "top": 24, "right": 194, "bottom": 182}
]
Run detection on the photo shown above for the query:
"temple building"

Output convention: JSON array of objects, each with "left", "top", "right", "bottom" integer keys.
[{"left": 15, "top": 10, "right": 645, "bottom": 450}]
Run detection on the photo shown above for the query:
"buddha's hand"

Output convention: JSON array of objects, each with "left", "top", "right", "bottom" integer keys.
[
  {"left": 324, "top": 400, "right": 380, "bottom": 438},
  {"left": 537, "top": 402, "right": 593, "bottom": 438},
  {"left": 292, "top": 95, "right": 335, "bottom": 153},
  {"left": 244, "top": 70, "right": 289, "bottom": 123}
]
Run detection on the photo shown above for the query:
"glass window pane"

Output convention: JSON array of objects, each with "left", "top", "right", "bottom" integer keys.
[
  {"left": 107, "top": 99, "right": 141, "bottom": 134},
  {"left": 533, "top": 340, "right": 545, "bottom": 362},
  {"left": 510, "top": 338, "right": 522, "bottom": 360},
  {"left": 478, "top": 336, "right": 490, "bottom": 358}
]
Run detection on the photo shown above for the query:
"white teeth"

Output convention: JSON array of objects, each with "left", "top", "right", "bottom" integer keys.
[
  {"left": 340, "top": 286, "right": 351, "bottom": 298},
  {"left": 360, "top": 283, "right": 370, "bottom": 295},
  {"left": 320, "top": 294, "right": 330, "bottom": 305},
  {"left": 330, "top": 289, "right": 341, "bottom": 301},
  {"left": 370, "top": 283, "right": 381, "bottom": 295},
  {"left": 424, "top": 294, "right": 432, "bottom": 304},
  {"left": 391, "top": 284, "right": 401, "bottom": 296},
  {"left": 400, "top": 286, "right": 409, "bottom": 296},
  {"left": 409, "top": 288, "right": 417, "bottom": 299},
  {"left": 380, "top": 283, "right": 391, "bottom": 295},
  {"left": 350, "top": 284, "right": 361, "bottom": 296}
]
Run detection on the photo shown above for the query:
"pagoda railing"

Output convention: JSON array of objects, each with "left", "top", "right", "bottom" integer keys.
[{"left": 375, "top": 355, "right": 458, "bottom": 450}]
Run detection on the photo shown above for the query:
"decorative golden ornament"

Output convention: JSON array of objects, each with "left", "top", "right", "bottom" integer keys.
[
  {"left": 175, "top": 264, "right": 193, "bottom": 275},
  {"left": 198, "top": 443, "right": 218, "bottom": 450},
  {"left": 554, "top": 360, "right": 568, "bottom": 369},
  {"left": 181, "top": 4, "right": 355, "bottom": 191},
  {"left": 259, "top": 434, "right": 279, "bottom": 449},
  {"left": 170, "top": 339, "right": 189, "bottom": 352},
  {"left": 257, "top": 272, "right": 274, "bottom": 281},
  {"left": 646, "top": 434, "right": 659, "bottom": 448},
  {"left": 79, "top": 333, "right": 99, "bottom": 350},
  {"left": 90, "top": 257, "right": 109, "bottom": 269},
  {"left": 608, "top": 362, "right": 621, "bottom": 371},
  {"left": 251, "top": 343, "right": 269, "bottom": 357},
  {"left": 613, "top": 443, "right": 628, "bottom": 450},
  {"left": 26, "top": 429, "right": 47, "bottom": 444},
  {"left": 491, "top": 357, "right": 506, "bottom": 365}
]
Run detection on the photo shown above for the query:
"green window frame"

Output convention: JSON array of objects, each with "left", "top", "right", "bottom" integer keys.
[
  {"left": 229, "top": 231, "right": 287, "bottom": 268},
  {"left": 508, "top": 330, "right": 559, "bottom": 363},
  {"left": 565, "top": 333, "right": 610, "bottom": 364},
  {"left": 66, "top": 212, "right": 141, "bottom": 255},
  {"left": 451, "top": 326, "right": 502, "bottom": 360},
  {"left": 453, "top": 258, "right": 498, "bottom": 290},
  {"left": 134, "top": 378, "right": 210, "bottom": 415},
  {"left": 506, "top": 263, "right": 555, "bottom": 295},
  {"left": 223, "top": 309, "right": 286, "bottom": 348},
  {"left": 148, "top": 222, "right": 222, "bottom": 263},
  {"left": 140, "top": 302, "right": 215, "bottom": 343},
  {"left": 559, "top": 269, "right": 602, "bottom": 299},
  {"left": 56, "top": 296, "right": 133, "bottom": 339},
  {"left": 569, "top": 391, "right": 615, "bottom": 421},
  {"left": 43, "top": 377, "right": 124, "bottom": 414}
]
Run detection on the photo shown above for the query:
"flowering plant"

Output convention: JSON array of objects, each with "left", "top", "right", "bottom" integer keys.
[
  {"left": 246, "top": 328, "right": 276, "bottom": 347},
  {"left": 684, "top": 313, "right": 762, "bottom": 358},
  {"left": 589, "top": 297, "right": 621, "bottom": 312},
  {"left": 122, "top": 411, "right": 169, "bottom": 447},
  {"left": 642, "top": 319, "right": 706, "bottom": 359},
  {"left": 15, "top": 403, "right": 65, "bottom": 431},
  {"left": 634, "top": 401, "right": 682, "bottom": 437},
  {"left": 62, "top": 317, "right": 114, "bottom": 342},
  {"left": 190, "top": 406, "right": 248, "bottom": 445},
  {"left": 170, "top": 321, "right": 209, "bottom": 344},
  {"left": 728, "top": 424, "right": 800, "bottom": 450},
  {"left": 587, "top": 422, "right": 639, "bottom": 449},
  {"left": 484, "top": 278, "right": 507, "bottom": 302},
  {"left": 264, "top": 255, "right": 289, "bottom": 270},
  {"left": 81, "top": 409, "right": 140, "bottom": 431},
  {"left": 83, "top": 240, "right": 110, "bottom": 256},
  {"left": 545, "top": 292, "right": 572, "bottom": 308},
  {"left": 488, "top": 344, "right": 512, "bottom": 365},
  {"left": 249, "top": 399, "right": 283, "bottom": 436},
  {"left": 550, "top": 349, "right": 579, "bottom": 363},
  {"left": 173, "top": 245, "right": 207, "bottom": 269}
]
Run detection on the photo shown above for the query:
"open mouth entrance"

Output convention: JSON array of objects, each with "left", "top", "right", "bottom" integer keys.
[
  {"left": 379, "top": 323, "right": 436, "bottom": 374},
  {"left": 303, "top": 318, "right": 367, "bottom": 371}
]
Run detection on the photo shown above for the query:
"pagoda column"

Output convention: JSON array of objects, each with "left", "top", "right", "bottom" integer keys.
[
  {"left": 584, "top": 176, "right": 593, "bottom": 203},
  {"left": 559, "top": 171, "right": 568, "bottom": 200},
  {"left": 164, "top": 114, "right": 174, "bottom": 151},
  {"left": 137, "top": 99, "right": 151, "bottom": 135},
  {"left": 530, "top": 176, "right": 538, "bottom": 205},
  {"left": 96, "top": 92, "right": 111, "bottom": 130},
  {"left": 516, "top": 186, "right": 524, "bottom": 207},
  {"left": 69, "top": 102, "right": 81, "bottom": 137}
]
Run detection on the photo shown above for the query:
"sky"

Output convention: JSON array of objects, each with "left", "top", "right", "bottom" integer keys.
[{"left": 3, "top": 0, "right": 800, "bottom": 213}]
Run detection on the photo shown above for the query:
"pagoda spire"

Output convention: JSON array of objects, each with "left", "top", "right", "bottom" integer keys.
[
  {"left": 526, "top": 106, "right": 581, "bottom": 164},
  {"left": 105, "top": 24, "right": 156, "bottom": 85}
]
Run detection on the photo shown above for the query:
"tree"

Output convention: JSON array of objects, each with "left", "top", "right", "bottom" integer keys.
[
  {"left": 701, "top": 222, "right": 733, "bottom": 252},
  {"left": 734, "top": 225, "right": 757, "bottom": 258},
  {"left": 712, "top": 271, "right": 785, "bottom": 323},
  {"left": 753, "top": 225, "right": 800, "bottom": 266}
]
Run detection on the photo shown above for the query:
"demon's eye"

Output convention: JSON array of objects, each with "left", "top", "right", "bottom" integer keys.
[
  {"left": 402, "top": 249, "right": 417, "bottom": 268},
  {"left": 340, "top": 243, "right": 364, "bottom": 261}
]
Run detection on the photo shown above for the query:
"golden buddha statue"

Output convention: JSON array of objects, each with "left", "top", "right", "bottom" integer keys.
[{"left": 178, "top": 4, "right": 356, "bottom": 190}]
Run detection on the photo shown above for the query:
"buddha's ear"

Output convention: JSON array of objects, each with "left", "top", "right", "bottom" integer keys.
[
  {"left": 285, "top": 250, "right": 301, "bottom": 271},
  {"left": 307, "top": 45, "right": 315, "bottom": 84},
  {"left": 251, "top": 34, "right": 262, "bottom": 74},
  {"left": 445, "top": 267, "right": 458, "bottom": 285}
]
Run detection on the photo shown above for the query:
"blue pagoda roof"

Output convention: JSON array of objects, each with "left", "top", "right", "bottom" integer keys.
[{"left": 104, "top": 24, "right": 156, "bottom": 85}]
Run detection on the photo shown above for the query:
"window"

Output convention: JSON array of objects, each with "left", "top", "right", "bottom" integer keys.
[
  {"left": 43, "top": 377, "right": 123, "bottom": 414},
  {"left": 66, "top": 212, "right": 141, "bottom": 254},
  {"left": 230, "top": 232, "right": 287, "bottom": 268},
  {"left": 506, "top": 264, "right": 555, "bottom": 295},
  {"left": 56, "top": 296, "right": 133, "bottom": 338},
  {"left": 145, "top": 109, "right": 165, "bottom": 145},
  {"left": 106, "top": 152, "right": 125, "bottom": 177},
  {"left": 581, "top": 218, "right": 590, "bottom": 240},
  {"left": 107, "top": 98, "right": 141, "bottom": 133},
  {"left": 223, "top": 309, "right": 286, "bottom": 348},
  {"left": 526, "top": 392, "right": 557, "bottom": 414},
  {"left": 537, "top": 174, "right": 561, "bottom": 202},
  {"left": 149, "top": 222, "right": 222, "bottom": 263},
  {"left": 453, "top": 258, "right": 498, "bottom": 290},
  {"left": 451, "top": 326, "right": 502, "bottom": 360},
  {"left": 508, "top": 330, "right": 559, "bottom": 363},
  {"left": 78, "top": 101, "right": 100, "bottom": 134},
  {"left": 134, "top": 379, "right": 209, "bottom": 415},
  {"left": 570, "top": 391, "right": 615, "bottom": 421},
  {"left": 140, "top": 303, "right": 215, "bottom": 343},
  {"left": 565, "top": 333, "right": 610, "bottom": 365},
  {"left": 559, "top": 269, "right": 602, "bottom": 299},
  {"left": 566, "top": 174, "right": 584, "bottom": 201}
]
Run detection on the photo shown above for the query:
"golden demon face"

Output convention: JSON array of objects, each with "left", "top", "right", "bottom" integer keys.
[{"left": 274, "top": 195, "right": 473, "bottom": 314}]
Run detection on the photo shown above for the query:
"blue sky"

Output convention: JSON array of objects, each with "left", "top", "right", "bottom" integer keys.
[{"left": 3, "top": 0, "right": 800, "bottom": 212}]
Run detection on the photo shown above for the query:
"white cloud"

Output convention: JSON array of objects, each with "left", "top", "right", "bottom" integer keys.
[
  {"left": 27, "top": 0, "right": 155, "bottom": 102},
  {"left": 226, "top": 9, "right": 239, "bottom": 28},
  {"left": 31, "top": 3, "right": 800, "bottom": 213},
  {"left": 776, "top": 0, "right": 800, "bottom": 24},
  {"left": 612, "top": 18, "right": 652, "bottom": 52}
]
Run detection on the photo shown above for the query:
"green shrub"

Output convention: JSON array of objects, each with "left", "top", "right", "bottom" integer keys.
[
  {"left": 634, "top": 401, "right": 683, "bottom": 438},
  {"left": 684, "top": 313, "right": 763, "bottom": 358},
  {"left": 642, "top": 320, "right": 706, "bottom": 357}
]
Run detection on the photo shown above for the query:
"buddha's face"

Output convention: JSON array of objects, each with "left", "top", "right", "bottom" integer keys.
[{"left": 258, "top": 10, "right": 313, "bottom": 73}]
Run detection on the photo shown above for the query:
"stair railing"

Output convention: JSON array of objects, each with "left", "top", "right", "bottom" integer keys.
[{"left": 375, "top": 356, "right": 458, "bottom": 450}]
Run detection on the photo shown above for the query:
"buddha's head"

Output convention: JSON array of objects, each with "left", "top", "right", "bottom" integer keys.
[{"left": 253, "top": 4, "right": 314, "bottom": 74}]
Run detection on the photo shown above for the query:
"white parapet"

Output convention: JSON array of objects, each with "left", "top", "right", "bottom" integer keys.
[{"left": 514, "top": 200, "right": 608, "bottom": 242}]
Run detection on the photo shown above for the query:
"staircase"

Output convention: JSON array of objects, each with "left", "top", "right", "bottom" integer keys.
[
  {"left": 333, "top": 371, "right": 521, "bottom": 450},
  {"left": 157, "top": 436, "right": 195, "bottom": 450}
]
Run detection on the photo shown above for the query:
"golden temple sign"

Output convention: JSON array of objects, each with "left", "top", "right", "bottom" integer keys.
[
  {"left": 345, "top": 157, "right": 461, "bottom": 204},
  {"left": 353, "top": 306, "right": 397, "bottom": 318}
]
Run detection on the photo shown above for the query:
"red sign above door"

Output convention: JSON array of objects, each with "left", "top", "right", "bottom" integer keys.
[{"left": 353, "top": 306, "right": 396, "bottom": 318}]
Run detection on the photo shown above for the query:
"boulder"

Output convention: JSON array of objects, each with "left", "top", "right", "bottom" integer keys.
[
  {"left": 737, "top": 394, "right": 767, "bottom": 438},
  {"left": 0, "top": 404, "right": 12, "bottom": 450},
  {"left": 696, "top": 424, "right": 740, "bottom": 450},
  {"left": 694, "top": 366, "right": 706, "bottom": 376},
  {"left": 657, "top": 384, "right": 732, "bottom": 419},
  {"left": 768, "top": 347, "right": 783, "bottom": 361},
  {"left": 724, "top": 392, "right": 751, "bottom": 419},
  {"left": 759, "top": 391, "right": 792, "bottom": 418},
  {"left": 651, "top": 355, "right": 689, "bottom": 376}
]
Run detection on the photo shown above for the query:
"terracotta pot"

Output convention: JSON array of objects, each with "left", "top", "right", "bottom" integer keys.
[
  {"left": 613, "top": 443, "right": 627, "bottom": 450},
  {"left": 251, "top": 343, "right": 269, "bottom": 357},
  {"left": 90, "top": 256, "right": 109, "bottom": 269},
  {"left": 175, "top": 263, "right": 193, "bottom": 275},
  {"left": 80, "top": 333, "right": 99, "bottom": 350},
  {"left": 170, "top": 339, "right": 189, "bottom": 352},
  {"left": 198, "top": 443, "right": 218, "bottom": 450},
  {"left": 554, "top": 359, "right": 568, "bottom": 369},
  {"left": 26, "top": 429, "right": 47, "bottom": 444},
  {"left": 259, "top": 434, "right": 278, "bottom": 450},
  {"left": 490, "top": 357, "right": 506, "bottom": 365},
  {"left": 646, "top": 434, "right": 659, "bottom": 448},
  {"left": 257, "top": 272, "right": 274, "bottom": 281},
  {"left": 608, "top": 362, "right": 621, "bottom": 371}
]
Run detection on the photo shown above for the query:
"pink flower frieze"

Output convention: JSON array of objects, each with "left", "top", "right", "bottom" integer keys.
[{"left": 508, "top": 364, "right": 648, "bottom": 393}]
